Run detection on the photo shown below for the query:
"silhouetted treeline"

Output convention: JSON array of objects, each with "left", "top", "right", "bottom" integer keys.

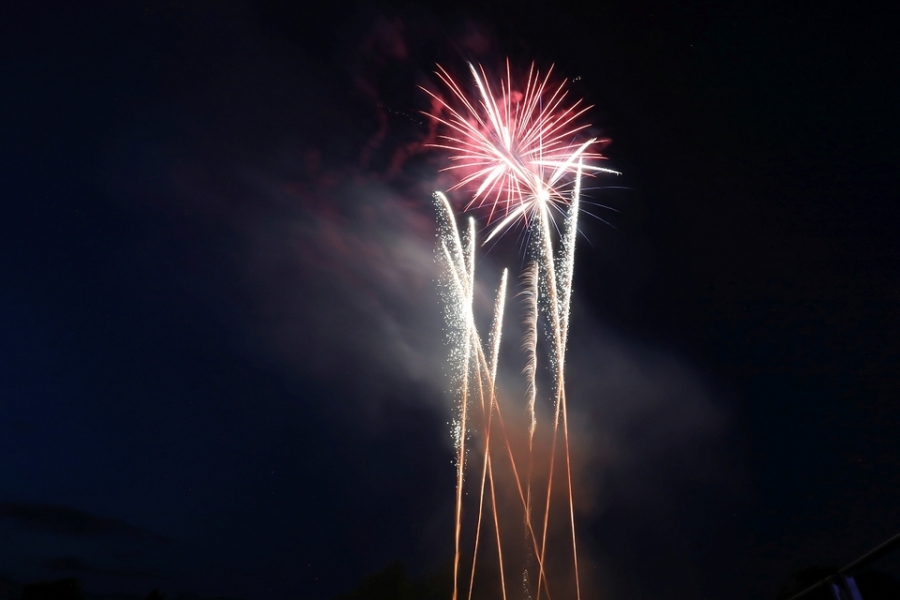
[
  {"left": 22, "top": 579, "right": 84, "bottom": 600},
  {"left": 0, "top": 580, "right": 244, "bottom": 600},
  {"left": 336, "top": 562, "right": 452, "bottom": 600}
]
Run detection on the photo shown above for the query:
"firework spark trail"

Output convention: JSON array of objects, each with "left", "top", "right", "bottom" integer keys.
[
  {"left": 535, "top": 166, "right": 584, "bottom": 600},
  {"left": 436, "top": 194, "right": 479, "bottom": 600},
  {"left": 490, "top": 270, "right": 508, "bottom": 384},
  {"left": 436, "top": 195, "right": 507, "bottom": 600},
  {"left": 436, "top": 121, "right": 572, "bottom": 600},
  {"left": 465, "top": 275, "right": 504, "bottom": 600},
  {"left": 521, "top": 259, "right": 540, "bottom": 558},
  {"left": 472, "top": 347, "right": 508, "bottom": 600},
  {"left": 431, "top": 62, "right": 615, "bottom": 600},
  {"left": 559, "top": 167, "right": 582, "bottom": 600},
  {"left": 478, "top": 347, "right": 551, "bottom": 600},
  {"left": 559, "top": 162, "right": 582, "bottom": 346},
  {"left": 522, "top": 260, "right": 540, "bottom": 447},
  {"left": 439, "top": 230, "right": 468, "bottom": 600},
  {"left": 441, "top": 227, "right": 511, "bottom": 600},
  {"left": 440, "top": 206, "right": 559, "bottom": 600},
  {"left": 533, "top": 205, "right": 568, "bottom": 600},
  {"left": 468, "top": 426, "right": 490, "bottom": 600},
  {"left": 439, "top": 199, "right": 554, "bottom": 600},
  {"left": 521, "top": 260, "right": 540, "bottom": 600},
  {"left": 438, "top": 194, "right": 556, "bottom": 600}
]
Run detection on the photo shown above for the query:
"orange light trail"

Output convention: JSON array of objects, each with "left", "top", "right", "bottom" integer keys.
[{"left": 429, "top": 62, "right": 617, "bottom": 600}]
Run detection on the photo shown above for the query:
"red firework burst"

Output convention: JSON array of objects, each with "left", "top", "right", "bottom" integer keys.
[{"left": 423, "top": 61, "right": 617, "bottom": 239}]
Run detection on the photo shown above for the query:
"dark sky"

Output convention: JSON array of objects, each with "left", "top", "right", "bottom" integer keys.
[{"left": 1, "top": 1, "right": 898, "bottom": 600}]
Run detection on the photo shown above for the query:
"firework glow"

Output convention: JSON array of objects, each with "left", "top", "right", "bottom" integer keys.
[
  {"left": 424, "top": 62, "right": 618, "bottom": 241},
  {"left": 427, "top": 62, "right": 619, "bottom": 600}
]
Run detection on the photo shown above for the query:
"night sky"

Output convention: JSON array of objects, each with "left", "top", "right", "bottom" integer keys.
[{"left": 2, "top": 2, "right": 898, "bottom": 600}]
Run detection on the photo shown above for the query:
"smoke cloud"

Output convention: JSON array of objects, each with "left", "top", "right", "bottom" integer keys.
[{"left": 101, "top": 6, "right": 737, "bottom": 597}]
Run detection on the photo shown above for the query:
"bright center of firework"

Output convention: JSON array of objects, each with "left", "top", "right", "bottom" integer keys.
[
  {"left": 428, "top": 59, "right": 624, "bottom": 600},
  {"left": 424, "top": 62, "right": 619, "bottom": 241}
]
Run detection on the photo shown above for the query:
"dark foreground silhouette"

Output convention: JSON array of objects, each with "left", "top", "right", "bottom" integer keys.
[{"left": 337, "top": 562, "right": 452, "bottom": 600}]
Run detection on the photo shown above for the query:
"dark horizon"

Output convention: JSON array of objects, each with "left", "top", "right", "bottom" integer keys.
[{"left": 2, "top": 1, "right": 898, "bottom": 599}]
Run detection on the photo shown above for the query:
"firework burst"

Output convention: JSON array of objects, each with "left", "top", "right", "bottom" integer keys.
[
  {"left": 423, "top": 61, "right": 618, "bottom": 240},
  {"left": 429, "top": 61, "right": 616, "bottom": 600}
]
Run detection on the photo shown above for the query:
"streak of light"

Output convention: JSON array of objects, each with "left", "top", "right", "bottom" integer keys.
[{"left": 430, "top": 61, "right": 616, "bottom": 600}]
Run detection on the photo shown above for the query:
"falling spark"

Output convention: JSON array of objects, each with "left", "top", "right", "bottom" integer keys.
[
  {"left": 521, "top": 259, "right": 539, "bottom": 447},
  {"left": 429, "top": 62, "right": 617, "bottom": 600}
]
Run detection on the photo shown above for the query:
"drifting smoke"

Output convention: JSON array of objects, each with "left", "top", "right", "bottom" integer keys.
[{"left": 101, "top": 11, "right": 732, "bottom": 597}]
